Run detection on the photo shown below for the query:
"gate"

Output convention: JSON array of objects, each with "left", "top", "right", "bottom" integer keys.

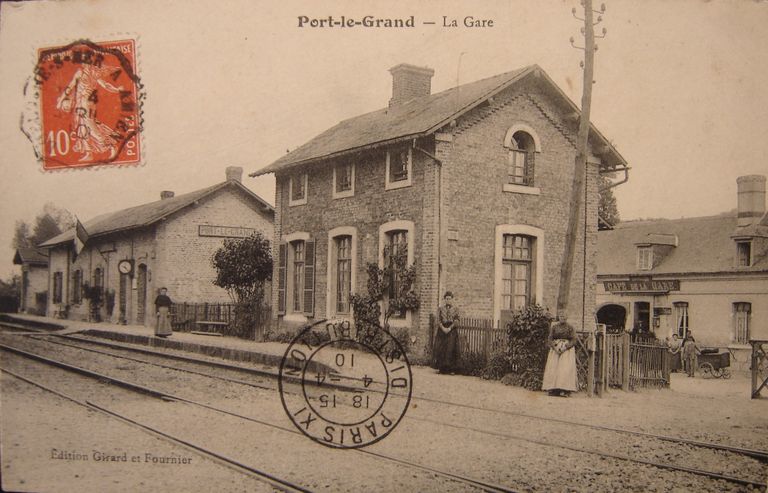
[
  {"left": 751, "top": 340, "right": 768, "bottom": 399},
  {"left": 603, "top": 332, "right": 670, "bottom": 390}
]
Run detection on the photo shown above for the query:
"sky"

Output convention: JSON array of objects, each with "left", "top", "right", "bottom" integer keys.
[{"left": 1, "top": 0, "right": 767, "bottom": 279}]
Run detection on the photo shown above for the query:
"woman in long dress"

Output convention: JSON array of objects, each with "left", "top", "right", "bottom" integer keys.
[
  {"left": 154, "top": 287, "right": 173, "bottom": 338},
  {"left": 542, "top": 312, "right": 578, "bottom": 396},
  {"left": 433, "top": 291, "right": 460, "bottom": 374}
]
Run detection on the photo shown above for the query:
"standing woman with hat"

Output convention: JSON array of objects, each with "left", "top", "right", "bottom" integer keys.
[
  {"left": 154, "top": 287, "right": 173, "bottom": 338},
  {"left": 434, "top": 291, "right": 460, "bottom": 374}
]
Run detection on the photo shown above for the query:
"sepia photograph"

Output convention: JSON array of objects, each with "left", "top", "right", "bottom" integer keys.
[{"left": 0, "top": 0, "right": 766, "bottom": 491}]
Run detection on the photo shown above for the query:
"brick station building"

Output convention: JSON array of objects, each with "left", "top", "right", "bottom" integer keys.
[
  {"left": 596, "top": 175, "right": 768, "bottom": 369},
  {"left": 12, "top": 247, "right": 49, "bottom": 315},
  {"left": 38, "top": 167, "right": 274, "bottom": 325},
  {"left": 252, "top": 63, "right": 629, "bottom": 354}
]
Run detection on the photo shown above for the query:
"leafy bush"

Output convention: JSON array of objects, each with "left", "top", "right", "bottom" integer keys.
[
  {"left": 481, "top": 351, "right": 512, "bottom": 380},
  {"left": 504, "top": 304, "right": 553, "bottom": 391},
  {"left": 456, "top": 351, "right": 486, "bottom": 376}
]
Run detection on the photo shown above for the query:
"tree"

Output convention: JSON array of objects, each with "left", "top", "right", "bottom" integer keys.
[
  {"left": 211, "top": 232, "right": 272, "bottom": 338},
  {"left": 11, "top": 202, "right": 74, "bottom": 249},
  {"left": 598, "top": 174, "right": 620, "bottom": 226}
]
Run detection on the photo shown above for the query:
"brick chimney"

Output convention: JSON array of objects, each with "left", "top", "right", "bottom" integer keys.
[
  {"left": 160, "top": 191, "right": 175, "bottom": 200},
  {"left": 226, "top": 166, "right": 243, "bottom": 183},
  {"left": 388, "top": 63, "right": 434, "bottom": 107},
  {"left": 736, "top": 175, "right": 766, "bottom": 227}
]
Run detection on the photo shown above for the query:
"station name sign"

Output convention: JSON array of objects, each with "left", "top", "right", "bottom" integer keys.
[
  {"left": 603, "top": 280, "right": 680, "bottom": 293},
  {"left": 198, "top": 225, "right": 255, "bottom": 238}
]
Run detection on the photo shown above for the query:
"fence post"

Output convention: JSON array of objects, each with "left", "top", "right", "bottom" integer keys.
[
  {"left": 428, "top": 314, "right": 435, "bottom": 356},
  {"left": 587, "top": 331, "right": 595, "bottom": 397},
  {"left": 622, "top": 332, "right": 630, "bottom": 391},
  {"left": 483, "top": 320, "right": 491, "bottom": 362}
]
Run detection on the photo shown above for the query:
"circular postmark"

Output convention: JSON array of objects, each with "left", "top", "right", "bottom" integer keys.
[
  {"left": 278, "top": 321, "right": 412, "bottom": 449},
  {"left": 25, "top": 38, "right": 144, "bottom": 170}
]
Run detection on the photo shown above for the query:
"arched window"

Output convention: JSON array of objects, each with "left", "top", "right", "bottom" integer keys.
[
  {"left": 378, "top": 221, "right": 415, "bottom": 325},
  {"left": 503, "top": 124, "right": 541, "bottom": 189},
  {"left": 494, "top": 224, "right": 545, "bottom": 324}
]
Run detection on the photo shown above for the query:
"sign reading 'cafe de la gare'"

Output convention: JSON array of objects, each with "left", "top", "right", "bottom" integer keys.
[{"left": 603, "top": 279, "right": 681, "bottom": 293}]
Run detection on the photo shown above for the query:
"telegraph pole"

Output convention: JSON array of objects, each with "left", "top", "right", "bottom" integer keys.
[{"left": 557, "top": 0, "right": 607, "bottom": 327}]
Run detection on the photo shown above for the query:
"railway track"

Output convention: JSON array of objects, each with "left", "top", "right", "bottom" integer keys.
[
  {"left": 28, "top": 330, "right": 768, "bottom": 462},
  {"left": 0, "top": 341, "right": 515, "bottom": 493},
  {"left": 2, "top": 368, "right": 311, "bottom": 493},
  {"left": 2, "top": 328, "right": 766, "bottom": 490}
]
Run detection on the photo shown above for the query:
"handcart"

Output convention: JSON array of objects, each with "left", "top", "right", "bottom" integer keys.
[{"left": 698, "top": 348, "right": 731, "bottom": 379}]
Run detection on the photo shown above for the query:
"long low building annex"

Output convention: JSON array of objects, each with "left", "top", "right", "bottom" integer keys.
[
  {"left": 597, "top": 175, "right": 768, "bottom": 370},
  {"left": 38, "top": 167, "right": 274, "bottom": 326}
]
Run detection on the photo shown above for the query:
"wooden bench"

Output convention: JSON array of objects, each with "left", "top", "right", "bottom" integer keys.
[{"left": 191, "top": 320, "right": 228, "bottom": 336}]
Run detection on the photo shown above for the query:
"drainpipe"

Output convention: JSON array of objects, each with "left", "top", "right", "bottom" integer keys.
[{"left": 598, "top": 166, "right": 630, "bottom": 192}]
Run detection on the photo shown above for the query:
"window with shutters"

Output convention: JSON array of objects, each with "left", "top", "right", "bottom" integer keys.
[
  {"left": 278, "top": 234, "right": 315, "bottom": 318},
  {"left": 93, "top": 267, "right": 104, "bottom": 291},
  {"left": 733, "top": 302, "right": 751, "bottom": 344},
  {"left": 385, "top": 146, "right": 412, "bottom": 190},
  {"left": 333, "top": 161, "right": 355, "bottom": 199},
  {"left": 53, "top": 272, "right": 63, "bottom": 304},
  {"left": 674, "top": 302, "right": 689, "bottom": 338},
  {"left": 72, "top": 270, "right": 83, "bottom": 304},
  {"left": 502, "top": 125, "right": 541, "bottom": 195},
  {"left": 501, "top": 234, "right": 534, "bottom": 311}
]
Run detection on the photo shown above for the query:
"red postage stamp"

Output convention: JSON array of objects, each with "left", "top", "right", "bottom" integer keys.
[{"left": 35, "top": 39, "right": 142, "bottom": 170}]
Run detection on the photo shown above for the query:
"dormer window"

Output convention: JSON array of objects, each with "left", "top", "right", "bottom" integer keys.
[
  {"left": 637, "top": 246, "right": 653, "bottom": 270},
  {"left": 736, "top": 241, "right": 752, "bottom": 267},
  {"left": 289, "top": 173, "right": 308, "bottom": 206},
  {"left": 385, "top": 147, "right": 412, "bottom": 190}
]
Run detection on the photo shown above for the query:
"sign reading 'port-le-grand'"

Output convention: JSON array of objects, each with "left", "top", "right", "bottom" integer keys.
[{"left": 603, "top": 279, "right": 680, "bottom": 293}]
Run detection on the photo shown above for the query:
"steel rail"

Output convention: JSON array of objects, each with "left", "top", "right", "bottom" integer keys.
[
  {"left": 0, "top": 368, "right": 312, "bottom": 493},
  {"left": 16, "top": 328, "right": 768, "bottom": 463},
  {"left": 0, "top": 341, "right": 515, "bottom": 493}
]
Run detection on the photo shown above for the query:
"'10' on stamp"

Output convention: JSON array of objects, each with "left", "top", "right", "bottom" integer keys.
[{"left": 35, "top": 39, "right": 142, "bottom": 170}]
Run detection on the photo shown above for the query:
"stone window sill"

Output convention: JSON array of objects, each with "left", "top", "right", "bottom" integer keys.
[{"left": 502, "top": 184, "right": 540, "bottom": 195}]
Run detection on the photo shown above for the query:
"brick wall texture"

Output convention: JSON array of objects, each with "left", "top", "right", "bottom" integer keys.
[
  {"left": 46, "top": 185, "right": 274, "bottom": 326},
  {"left": 273, "top": 77, "right": 603, "bottom": 355}
]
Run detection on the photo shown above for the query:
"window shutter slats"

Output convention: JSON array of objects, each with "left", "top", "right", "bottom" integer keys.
[
  {"left": 277, "top": 243, "right": 287, "bottom": 315},
  {"left": 303, "top": 240, "right": 315, "bottom": 316},
  {"left": 526, "top": 151, "right": 535, "bottom": 186}
]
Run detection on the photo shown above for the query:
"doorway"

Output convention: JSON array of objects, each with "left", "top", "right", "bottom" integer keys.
[
  {"left": 596, "top": 304, "right": 627, "bottom": 334},
  {"left": 137, "top": 264, "right": 147, "bottom": 325}
]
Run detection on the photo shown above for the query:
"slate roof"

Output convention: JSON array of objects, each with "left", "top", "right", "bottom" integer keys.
[
  {"left": 39, "top": 181, "right": 274, "bottom": 248},
  {"left": 252, "top": 65, "right": 627, "bottom": 176},
  {"left": 597, "top": 213, "right": 768, "bottom": 276},
  {"left": 13, "top": 247, "right": 49, "bottom": 265}
]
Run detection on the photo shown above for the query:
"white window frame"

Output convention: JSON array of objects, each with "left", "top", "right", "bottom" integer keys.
[
  {"left": 637, "top": 246, "right": 653, "bottom": 270},
  {"left": 385, "top": 147, "right": 412, "bottom": 190},
  {"left": 378, "top": 220, "right": 415, "bottom": 327},
  {"left": 493, "top": 225, "right": 545, "bottom": 326},
  {"left": 283, "top": 231, "right": 310, "bottom": 322},
  {"left": 326, "top": 227, "right": 358, "bottom": 320},
  {"left": 332, "top": 161, "right": 355, "bottom": 199},
  {"left": 288, "top": 173, "right": 308, "bottom": 206}
]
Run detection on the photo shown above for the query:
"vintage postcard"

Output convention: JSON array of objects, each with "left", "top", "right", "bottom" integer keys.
[{"left": 1, "top": 0, "right": 766, "bottom": 492}]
